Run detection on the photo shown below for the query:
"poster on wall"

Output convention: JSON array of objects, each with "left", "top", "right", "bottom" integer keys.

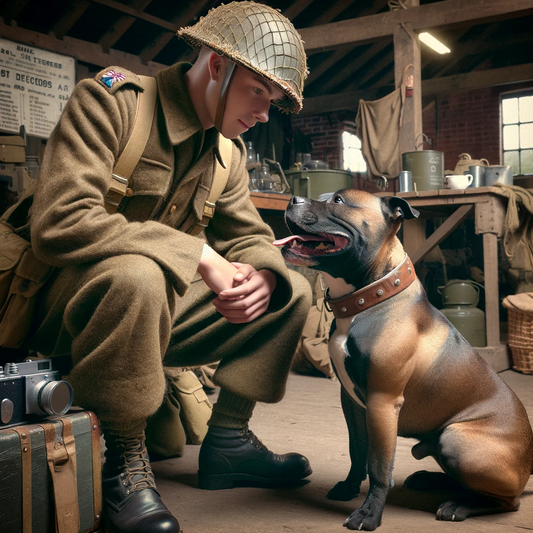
[{"left": 0, "top": 37, "right": 76, "bottom": 139}]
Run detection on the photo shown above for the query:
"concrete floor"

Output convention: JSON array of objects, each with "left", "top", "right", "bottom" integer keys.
[{"left": 151, "top": 369, "right": 533, "bottom": 533}]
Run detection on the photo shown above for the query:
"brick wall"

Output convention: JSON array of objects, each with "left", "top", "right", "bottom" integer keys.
[
  {"left": 292, "top": 110, "right": 354, "bottom": 170},
  {"left": 293, "top": 81, "right": 533, "bottom": 183}
]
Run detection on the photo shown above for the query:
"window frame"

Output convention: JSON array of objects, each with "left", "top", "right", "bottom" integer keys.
[{"left": 500, "top": 88, "right": 533, "bottom": 177}]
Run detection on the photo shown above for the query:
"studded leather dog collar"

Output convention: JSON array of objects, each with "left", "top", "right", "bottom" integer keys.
[{"left": 324, "top": 254, "right": 416, "bottom": 319}]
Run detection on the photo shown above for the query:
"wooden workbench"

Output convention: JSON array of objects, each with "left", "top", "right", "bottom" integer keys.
[
  {"left": 377, "top": 186, "right": 510, "bottom": 371},
  {"left": 251, "top": 187, "right": 511, "bottom": 371}
]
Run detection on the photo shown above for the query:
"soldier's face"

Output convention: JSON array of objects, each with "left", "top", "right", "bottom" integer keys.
[{"left": 220, "top": 65, "right": 284, "bottom": 139}]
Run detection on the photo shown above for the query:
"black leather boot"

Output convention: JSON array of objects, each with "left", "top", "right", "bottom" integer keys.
[
  {"left": 198, "top": 425, "right": 312, "bottom": 490},
  {"left": 102, "top": 431, "right": 180, "bottom": 533}
]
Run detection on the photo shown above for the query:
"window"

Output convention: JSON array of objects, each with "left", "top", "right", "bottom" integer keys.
[
  {"left": 501, "top": 91, "right": 533, "bottom": 176},
  {"left": 342, "top": 130, "right": 367, "bottom": 172}
]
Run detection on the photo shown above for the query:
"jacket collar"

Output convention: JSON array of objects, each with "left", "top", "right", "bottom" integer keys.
[{"left": 156, "top": 62, "right": 204, "bottom": 146}]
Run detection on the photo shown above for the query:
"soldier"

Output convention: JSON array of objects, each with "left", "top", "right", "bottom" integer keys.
[{"left": 27, "top": 2, "right": 312, "bottom": 532}]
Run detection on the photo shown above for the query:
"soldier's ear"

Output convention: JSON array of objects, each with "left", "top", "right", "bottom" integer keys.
[{"left": 382, "top": 196, "right": 420, "bottom": 220}]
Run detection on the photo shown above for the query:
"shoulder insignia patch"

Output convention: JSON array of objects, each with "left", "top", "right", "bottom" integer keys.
[
  {"left": 95, "top": 66, "right": 142, "bottom": 94},
  {"left": 100, "top": 69, "right": 126, "bottom": 88}
]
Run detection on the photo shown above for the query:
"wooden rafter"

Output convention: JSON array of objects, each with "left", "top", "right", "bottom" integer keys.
[
  {"left": 89, "top": 0, "right": 176, "bottom": 32},
  {"left": 298, "top": 0, "right": 533, "bottom": 51},
  {"left": 302, "top": 62, "right": 533, "bottom": 115},
  {"left": 51, "top": 0, "right": 90, "bottom": 40},
  {"left": 139, "top": 0, "right": 216, "bottom": 64},
  {"left": 0, "top": 20, "right": 166, "bottom": 76},
  {"left": 98, "top": 0, "right": 154, "bottom": 52},
  {"left": 0, "top": 0, "right": 30, "bottom": 25}
]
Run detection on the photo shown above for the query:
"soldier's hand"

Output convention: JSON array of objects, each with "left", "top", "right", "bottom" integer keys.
[{"left": 212, "top": 264, "right": 276, "bottom": 323}]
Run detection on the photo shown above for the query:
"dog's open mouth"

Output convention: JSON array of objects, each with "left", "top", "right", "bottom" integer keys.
[{"left": 273, "top": 233, "right": 349, "bottom": 257}]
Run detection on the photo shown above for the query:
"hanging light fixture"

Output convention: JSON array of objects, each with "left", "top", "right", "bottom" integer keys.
[{"left": 419, "top": 32, "right": 451, "bottom": 54}]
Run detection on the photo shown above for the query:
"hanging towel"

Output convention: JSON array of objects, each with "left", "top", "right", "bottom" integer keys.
[{"left": 355, "top": 64, "right": 412, "bottom": 179}]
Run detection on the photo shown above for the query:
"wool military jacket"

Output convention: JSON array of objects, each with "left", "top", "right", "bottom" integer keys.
[{"left": 30, "top": 63, "right": 294, "bottom": 309}]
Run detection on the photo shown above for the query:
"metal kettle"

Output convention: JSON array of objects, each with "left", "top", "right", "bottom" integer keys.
[{"left": 438, "top": 280, "right": 487, "bottom": 347}]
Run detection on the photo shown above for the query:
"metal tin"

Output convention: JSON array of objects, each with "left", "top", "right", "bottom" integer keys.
[
  {"left": 485, "top": 166, "right": 513, "bottom": 186},
  {"left": 399, "top": 170, "right": 413, "bottom": 192},
  {"left": 401, "top": 150, "right": 444, "bottom": 191},
  {"left": 466, "top": 165, "right": 486, "bottom": 188}
]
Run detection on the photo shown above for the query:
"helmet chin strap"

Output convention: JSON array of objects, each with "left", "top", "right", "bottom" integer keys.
[{"left": 214, "top": 60, "right": 236, "bottom": 134}]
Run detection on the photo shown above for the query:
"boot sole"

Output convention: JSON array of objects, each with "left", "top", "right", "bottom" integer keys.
[{"left": 198, "top": 468, "right": 313, "bottom": 490}]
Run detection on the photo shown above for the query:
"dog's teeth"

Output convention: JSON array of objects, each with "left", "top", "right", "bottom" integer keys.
[{"left": 315, "top": 242, "right": 327, "bottom": 250}]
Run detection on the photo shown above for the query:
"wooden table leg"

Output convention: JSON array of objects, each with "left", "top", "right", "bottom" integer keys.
[{"left": 483, "top": 232, "right": 500, "bottom": 347}]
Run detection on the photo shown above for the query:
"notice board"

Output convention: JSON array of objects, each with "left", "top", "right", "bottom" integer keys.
[{"left": 0, "top": 38, "right": 76, "bottom": 139}]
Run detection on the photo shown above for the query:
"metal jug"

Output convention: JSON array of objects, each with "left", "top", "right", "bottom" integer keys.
[{"left": 437, "top": 280, "right": 486, "bottom": 347}]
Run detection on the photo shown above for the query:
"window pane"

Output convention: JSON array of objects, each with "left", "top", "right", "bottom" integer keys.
[
  {"left": 503, "top": 150, "right": 520, "bottom": 175},
  {"left": 342, "top": 131, "right": 367, "bottom": 172},
  {"left": 520, "top": 123, "right": 533, "bottom": 149},
  {"left": 503, "top": 124, "right": 519, "bottom": 150},
  {"left": 502, "top": 97, "right": 518, "bottom": 124},
  {"left": 519, "top": 95, "right": 533, "bottom": 123},
  {"left": 520, "top": 149, "right": 533, "bottom": 175}
]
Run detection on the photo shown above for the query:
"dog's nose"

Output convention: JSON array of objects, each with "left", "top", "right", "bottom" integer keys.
[{"left": 291, "top": 196, "right": 309, "bottom": 205}]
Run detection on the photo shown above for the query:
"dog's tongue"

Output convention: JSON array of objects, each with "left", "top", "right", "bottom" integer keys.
[{"left": 273, "top": 235, "right": 322, "bottom": 246}]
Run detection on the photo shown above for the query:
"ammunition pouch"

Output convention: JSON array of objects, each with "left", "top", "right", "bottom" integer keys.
[{"left": 0, "top": 191, "right": 55, "bottom": 348}]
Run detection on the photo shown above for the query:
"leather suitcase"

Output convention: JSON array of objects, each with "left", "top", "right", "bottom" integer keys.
[{"left": 0, "top": 410, "right": 102, "bottom": 533}]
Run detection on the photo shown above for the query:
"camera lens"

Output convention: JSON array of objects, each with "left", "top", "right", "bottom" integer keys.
[{"left": 38, "top": 380, "right": 73, "bottom": 415}]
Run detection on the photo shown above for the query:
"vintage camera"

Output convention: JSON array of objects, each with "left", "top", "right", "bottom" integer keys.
[{"left": 0, "top": 359, "right": 73, "bottom": 427}]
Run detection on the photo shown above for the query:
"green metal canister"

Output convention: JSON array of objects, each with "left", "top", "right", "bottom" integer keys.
[{"left": 402, "top": 150, "right": 444, "bottom": 191}]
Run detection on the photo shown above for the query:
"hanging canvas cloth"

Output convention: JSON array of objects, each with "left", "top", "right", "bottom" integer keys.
[{"left": 355, "top": 64, "right": 412, "bottom": 179}]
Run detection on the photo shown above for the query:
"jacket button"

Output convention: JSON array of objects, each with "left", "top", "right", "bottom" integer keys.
[
  {"left": 170, "top": 204, "right": 177, "bottom": 214},
  {"left": 125, "top": 188, "right": 133, "bottom": 197}
]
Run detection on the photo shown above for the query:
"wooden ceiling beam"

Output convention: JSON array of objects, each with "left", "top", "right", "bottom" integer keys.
[
  {"left": 98, "top": 0, "right": 154, "bottom": 52},
  {"left": 316, "top": 41, "right": 391, "bottom": 95},
  {"left": 51, "top": 0, "right": 90, "bottom": 40},
  {"left": 0, "top": 20, "right": 166, "bottom": 76},
  {"left": 89, "top": 0, "right": 176, "bottom": 32},
  {"left": 283, "top": 0, "right": 315, "bottom": 22},
  {"left": 299, "top": 0, "right": 533, "bottom": 51},
  {"left": 302, "top": 62, "right": 533, "bottom": 115},
  {"left": 0, "top": 0, "right": 30, "bottom": 25},
  {"left": 139, "top": 0, "right": 216, "bottom": 64}
]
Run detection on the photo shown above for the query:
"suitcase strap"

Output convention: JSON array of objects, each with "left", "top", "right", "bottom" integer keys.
[
  {"left": 41, "top": 418, "right": 80, "bottom": 533},
  {"left": 12, "top": 427, "right": 32, "bottom": 533}
]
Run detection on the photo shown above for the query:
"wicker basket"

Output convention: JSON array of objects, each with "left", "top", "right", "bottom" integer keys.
[{"left": 506, "top": 307, "right": 533, "bottom": 374}]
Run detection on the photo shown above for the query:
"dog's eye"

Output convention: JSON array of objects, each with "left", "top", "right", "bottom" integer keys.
[{"left": 333, "top": 195, "right": 343, "bottom": 204}]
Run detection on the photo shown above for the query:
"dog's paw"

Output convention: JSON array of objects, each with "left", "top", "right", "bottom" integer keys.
[
  {"left": 327, "top": 480, "right": 361, "bottom": 501},
  {"left": 436, "top": 499, "right": 469, "bottom": 521},
  {"left": 343, "top": 507, "right": 382, "bottom": 531}
]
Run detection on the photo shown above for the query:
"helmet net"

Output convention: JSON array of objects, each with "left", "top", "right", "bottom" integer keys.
[{"left": 178, "top": 1, "right": 308, "bottom": 113}]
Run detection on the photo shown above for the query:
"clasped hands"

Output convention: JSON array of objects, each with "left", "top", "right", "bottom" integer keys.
[{"left": 197, "top": 244, "right": 276, "bottom": 323}]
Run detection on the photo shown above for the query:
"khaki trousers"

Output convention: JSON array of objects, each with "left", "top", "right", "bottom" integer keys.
[{"left": 28, "top": 255, "right": 311, "bottom": 430}]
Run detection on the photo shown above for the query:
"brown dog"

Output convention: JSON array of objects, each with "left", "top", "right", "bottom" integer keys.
[{"left": 274, "top": 190, "right": 533, "bottom": 530}]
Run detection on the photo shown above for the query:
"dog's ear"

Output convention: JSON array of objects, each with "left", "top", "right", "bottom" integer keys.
[{"left": 382, "top": 196, "right": 420, "bottom": 220}]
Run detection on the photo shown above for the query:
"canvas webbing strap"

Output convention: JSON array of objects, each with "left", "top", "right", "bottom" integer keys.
[
  {"left": 40, "top": 418, "right": 80, "bottom": 533},
  {"left": 88, "top": 411, "right": 103, "bottom": 530},
  {"left": 189, "top": 135, "right": 232, "bottom": 236},
  {"left": 105, "top": 75, "right": 158, "bottom": 213},
  {"left": 12, "top": 427, "right": 32, "bottom": 533}
]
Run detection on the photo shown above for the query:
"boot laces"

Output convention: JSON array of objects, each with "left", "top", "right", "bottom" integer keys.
[
  {"left": 114, "top": 435, "right": 156, "bottom": 493},
  {"left": 240, "top": 426, "right": 266, "bottom": 450}
]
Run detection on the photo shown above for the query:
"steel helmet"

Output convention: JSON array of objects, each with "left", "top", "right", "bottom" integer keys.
[{"left": 178, "top": 1, "right": 308, "bottom": 114}]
